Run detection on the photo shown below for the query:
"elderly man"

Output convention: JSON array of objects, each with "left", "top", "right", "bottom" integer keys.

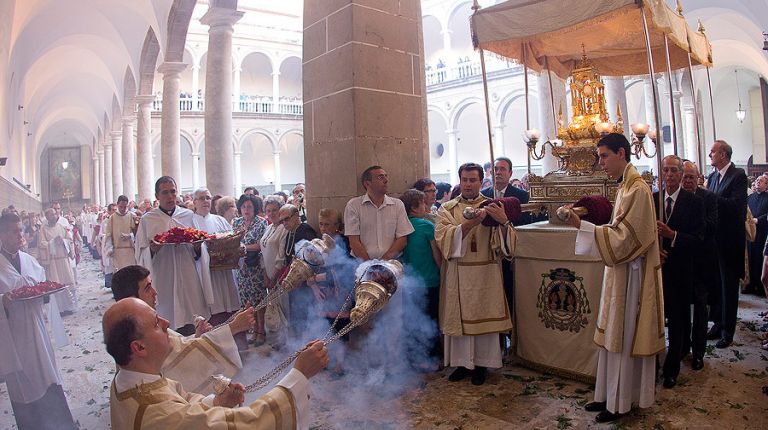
[
  {"left": 191, "top": 188, "right": 241, "bottom": 325},
  {"left": 681, "top": 160, "right": 718, "bottom": 370},
  {"left": 569, "top": 134, "right": 664, "bottom": 423},
  {"left": 0, "top": 213, "right": 75, "bottom": 429},
  {"left": 135, "top": 176, "right": 210, "bottom": 335},
  {"left": 278, "top": 203, "right": 318, "bottom": 336},
  {"left": 706, "top": 140, "right": 748, "bottom": 348},
  {"left": 104, "top": 195, "right": 138, "bottom": 272},
  {"left": 104, "top": 297, "right": 328, "bottom": 430},
  {"left": 747, "top": 175, "right": 768, "bottom": 295},
  {"left": 111, "top": 265, "right": 252, "bottom": 393},
  {"left": 38, "top": 208, "right": 77, "bottom": 313},
  {"left": 654, "top": 155, "right": 704, "bottom": 388},
  {"left": 435, "top": 163, "right": 515, "bottom": 386}
]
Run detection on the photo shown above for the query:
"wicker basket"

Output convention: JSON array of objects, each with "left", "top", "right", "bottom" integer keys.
[{"left": 206, "top": 231, "right": 246, "bottom": 270}]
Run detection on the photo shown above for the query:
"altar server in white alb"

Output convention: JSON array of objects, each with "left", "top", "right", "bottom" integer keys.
[
  {"left": 37, "top": 207, "right": 78, "bottom": 313},
  {"left": 105, "top": 298, "right": 329, "bottom": 430},
  {"left": 111, "top": 265, "right": 253, "bottom": 394},
  {"left": 567, "top": 134, "right": 665, "bottom": 423},
  {"left": 0, "top": 213, "right": 76, "bottom": 430},
  {"left": 135, "top": 176, "right": 210, "bottom": 333},
  {"left": 103, "top": 195, "right": 138, "bottom": 271},
  {"left": 191, "top": 187, "right": 241, "bottom": 325}
]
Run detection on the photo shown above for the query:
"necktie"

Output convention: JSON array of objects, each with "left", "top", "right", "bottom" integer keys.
[{"left": 665, "top": 196, "right": 673, "bottom": 222}]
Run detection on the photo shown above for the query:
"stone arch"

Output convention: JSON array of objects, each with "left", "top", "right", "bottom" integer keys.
[
  {"left": 277, "top": 130, "right": 305, "bottom": 186},
  {"left": 122, "top": 67, "right": 137, "bottom": 116},
  {"left": 278, "top": 56, "right": 302, "bottom": 101},
  {"left": 138, "top": 28, "right": 161, "bottom": 95},
  {"left": 427, "top": 105, "right": 450, "bottom": 128},
  {"left": 110, "top": 94, "right": 122, "bottom": 132},
  {"left": 497, "top": 89, "right": 538, "bottom": 126},
  {"left": 446, "top": 1, "right": 474, "bottom": 55},
  {"left": 238, "top": 128, "right": 277, "bottom": 152},
  {"left": 240, "top": 51, "right": 274, "bottom": 100},
  {"left": 239, "top": 129, "right": 277, "bottom": 188},
  {"left": 164, "top": 0, "right": 196, "bottom": 63},
  {"left": 450, "top": 96, "right": 485, "bottom": 130},
  {"left": 422, "top": 15, "right": 444, "bottom": 65}
]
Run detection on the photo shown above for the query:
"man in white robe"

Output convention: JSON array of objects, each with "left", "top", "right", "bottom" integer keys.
[
  {"left": 135, "top": 176, "right": 210, "bottom": 334},
  {"left": 191, "top": 188, "right": 241, "bottom": 325},
  {"left": 37, "top": 208, "right": 77, "bottom": 313},
  {"left": 111, "top": 264, "right": 253, "bottom": 393},
  {"left": 434, "top": 163, "right": 515, "bottom": 385},
  {"left": 567, "top": 134, "right": 665, "bottom": 423},
  {"left": 104, "top": 298, "right": 329, "bottom": 430},
  {"left": 0, "top": 213, "right": 75, "bottom": 429},
  {"left": 104, "top": 195, "right": 138, "bottom": 271}
]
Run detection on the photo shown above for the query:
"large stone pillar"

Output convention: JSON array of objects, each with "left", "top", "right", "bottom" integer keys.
[
  {"left": 604, "top": 77, "right": 631, "bottom": 141},
  {"left": 111, "top": 131, "right": 123, "bottom": 198},
  {"left": 135, "top": 95, "right": 155, "bottom": 201},
  {"left": 201, "top": 7, "right": 243, "bottom": 196},
  {"left": 671, "top": 90, "right": 684, "bottom": 156},
  {"left": 121, "top": 117, "right": 136, "bottom": 200},
  {"left": 158, "top": 62, "right": 187, "bottom": 183},
  {"left": 446, "top": 129, "right": 458, "bottom": 185},
  {"left": 191, "top": 152, "right": 200, "bottom": 189},
  {"left": 536, "top": 71, "right": 565, "bottom": 173},
  {"left": 92, "top": 155, "right": 100, "bottom": 205},
  {"left": 98, "top": 150, "right": 106, "bottom": 205},
  {"left": 104, "top": 142, "right": 114, "bottom": 204},
  {"left": 303, "top": 0, "right": 429, "bottom": 226},
  {"left": 683, "top": 105, "right": 698, "bottom": 162}
]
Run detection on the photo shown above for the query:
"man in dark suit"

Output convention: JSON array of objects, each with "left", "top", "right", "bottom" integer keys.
[
  {"left": 706, "top": 140, "right": 748, "bottom": 348},
  {"left": 481, "top": 157, "right": 531, "bottom": 350},
  {"left": 655, "top": 156, "right": 705, "bottom": 388},
  {"left": 747, "top": 175, "right": 768, "bottom": 295},
  {"left": 681, "top": 160, "right": 718, "bottom": 370}
]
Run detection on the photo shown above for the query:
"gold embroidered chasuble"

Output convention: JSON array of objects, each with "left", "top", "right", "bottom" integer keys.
[
  {"left": 592, "top": 163, "right": 665, "bottom": 356},
  {"left": 104, "top": 211, "right": 138, "bottom": 271},
  {"left": 161, "top": 328, "right": 241, "bottom": 395},
  {"left": 110, "top": 377, "right": 296, "bottom": 430},
  {"left": 435, "top": 195, "right": 514, "bottom": 336}
]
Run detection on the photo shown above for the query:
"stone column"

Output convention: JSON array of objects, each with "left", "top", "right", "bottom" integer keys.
[
  {"left": 121, "top": 117, "right": 136, "bottom": 200},
  {"left": 303, "top": 0, "right": 429, "bottom": 226},
  {"left": 272, "top": 71, "right": 280, "bottom": 113},
  {"left": 672, "top": 90, "right": 684, "bottom": 156},
  {"left": 158, "top": 62, "right": 187, "bottom": 183},
  {"left": 135, "top": 95, "right": 155, "bottom": 201},
  {"left": 92, "top": 156, "right": 100, "bottom": 205},
  {"left": 104, "top": 141, "right": 114, "bottom": 204},
  {"left": 447, "top": 129, "right": 458, "bottom": 185},
  {"left": 192, "top": 65, "right": 200, "bottom": 111},
  {"left": 233, "top": 67, "right": 241, "bottom": 111},
  {"left": 201, "top": 7, "right": 243, "bottom": 196},
  {"left": 273, "top": 151, "right": 282, "bottom": 193},
  {"left": 191, "top": 152, "right": 200, "bottom": 189},
  {"left": 604, "top": 77, "right": 631, "bottom": 141},
  {"left": 536, "top": 72, "right": 565, "bottom": 173},
  {"left": 493, "top": 125, "right": 505, "bottom": 159},
  {"left": 683, "top": 105, "right": 698, "bottom": 162},
  {"left": 643, "top": 76, "right": 659, "bottom": 171},
  {"left": 111, "top": 131, "right": 123, "bottom": 198},
  {"left": 233, "top": 151, "right": 242, "bottom": 195},
  {"left": 98, "top": 150, "right": 106, "bottom": 205}
]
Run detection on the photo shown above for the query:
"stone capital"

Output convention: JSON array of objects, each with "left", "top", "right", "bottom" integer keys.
[
  {"left": 110, "top": 131, "right": 122, "bottom": 140},
  {"left": 200, "top": 7, "right": 244, "bottom": 30},
  {"left": 122, "top": 116, "right": 136, "bottom": 126},
  {"left": 134, "top": 94, "right": 156, "bottom": 106},
  {"left": 157, "top": 62, "right": 187, "bottom": 79}
]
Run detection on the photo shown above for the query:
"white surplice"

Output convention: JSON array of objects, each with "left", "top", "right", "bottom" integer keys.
[
  {"left": 0, "top": 251, "right": 62, "bottom": 403},
  {"left": 576, "top": 222, "right": 656, "bottom": 414},
  {"left": 135, "top": 206, "right": 210, "bottom": 328},
  {"left": 192, "top": 213, "right": 240, "bottom": 314},
  {"left": 38, "top": 223, "right": 77, "bottom": 313}
]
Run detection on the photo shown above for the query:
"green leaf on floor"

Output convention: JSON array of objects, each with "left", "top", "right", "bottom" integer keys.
[{"left": 556, "top": 414, "right": 572, "bottom": 429}]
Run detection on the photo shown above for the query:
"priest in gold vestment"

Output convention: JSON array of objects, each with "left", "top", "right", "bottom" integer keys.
[
  {"left": 568, "top": 134, "right": 665, "bottom": 423},
  {"left": 435, "top": 163, "right": 515, "bottom": 386},
  {"left": 104, "top": 298, "right": 329, "bottom": 430}
]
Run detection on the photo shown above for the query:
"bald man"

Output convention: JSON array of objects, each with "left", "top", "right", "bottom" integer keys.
[{"left": 104, "top": 298, "right": 328, "bottom": 430}]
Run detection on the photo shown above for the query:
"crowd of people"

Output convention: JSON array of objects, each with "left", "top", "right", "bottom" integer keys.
[{"left": 1, "top": 135, "right": 767, "bottom": 428}]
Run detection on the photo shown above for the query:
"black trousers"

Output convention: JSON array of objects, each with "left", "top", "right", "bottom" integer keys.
[
  {"left": 717, "top": 263, "right": 741, "bottom": 341},
  {"left": 10, "top": 384, "right": 75, "bottom": 430},
  {"left": 663, "top": 295, "right": 691, "bottom": 378},
  {"left": 689, "top": 285, "right": 709, "bottom": 359}
]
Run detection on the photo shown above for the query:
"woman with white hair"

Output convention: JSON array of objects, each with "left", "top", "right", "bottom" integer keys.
[{"left": 191, "top": 188, "right": 241, "bottom": 327}]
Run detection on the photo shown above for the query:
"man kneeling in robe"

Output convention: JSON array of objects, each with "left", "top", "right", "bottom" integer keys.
[
  {"left": 111, "top": 264, "right": 253, "bottom": 394},
  {"left": 435, "top": 162, "right": 515, "bottom": 385},
  {"left": 567, "top": 133, "right": 665, "bottom": 423},
  {"left": 105, "top": 298, "right": 329, "bottom": 430}
]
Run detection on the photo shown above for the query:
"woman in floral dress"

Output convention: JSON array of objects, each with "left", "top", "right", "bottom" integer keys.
[{"left": 233, "top": 194, "right": 268, "bottom": 345}]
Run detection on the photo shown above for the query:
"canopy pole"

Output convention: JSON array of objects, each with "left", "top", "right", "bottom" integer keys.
[
  {"left": 705, "top": 66, "right": 717, "bottom": 140},
  {"left": 523, "top": 45, "right": 532, "bottom": 174},
  {"left": 478, "top": 47, "right": 497, "bottom": 192},
  {"left": 663, "top": 34, "right": 678, "bottom": 156},
  {"left": 640, "top": 5, "right": 665, "bottom": 220},
  {"left": 686, "top": 53, "right": 702, "bottom": 166},
  {"left": 544, "top": 56, "right": 558, "bottom": 135}
]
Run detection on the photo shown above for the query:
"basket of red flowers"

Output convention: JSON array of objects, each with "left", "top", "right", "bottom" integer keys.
[
  {"left": 7, "top": 281, "right": 67, "bottom": 301},
  {"left": 150, "top": 227, "right": 211, "bottom": 256}
]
